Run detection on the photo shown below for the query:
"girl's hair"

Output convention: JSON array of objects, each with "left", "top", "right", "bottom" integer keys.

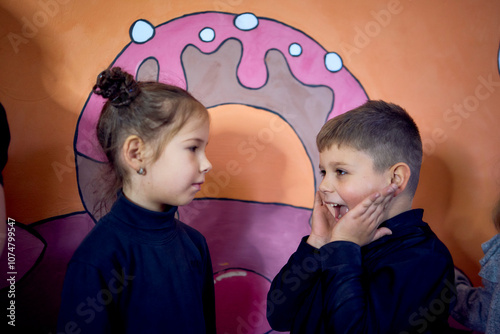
[{"left": 92, "top": 67, "right": 208, "bottom": 215}]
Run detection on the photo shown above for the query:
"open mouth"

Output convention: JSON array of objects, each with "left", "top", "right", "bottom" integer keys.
[{"left": 328, "top": 203, "right": 349, "bottom": 220}]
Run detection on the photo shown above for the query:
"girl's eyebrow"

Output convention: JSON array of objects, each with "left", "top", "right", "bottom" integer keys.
[{"left": 183, "top": 137, "right": 207, "bottom": 144}]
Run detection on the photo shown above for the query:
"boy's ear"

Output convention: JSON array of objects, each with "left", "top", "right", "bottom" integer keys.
[
  {"left": 390, "top": 162, "right": 411, "bottom": 196},
  {"left": 122, "top": 135, "right": 146, "bottom": 172}
]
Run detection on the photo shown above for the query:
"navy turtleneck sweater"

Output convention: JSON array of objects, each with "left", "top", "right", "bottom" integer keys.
[
  {"left": 57, "top": 192, "right": 216, "bottom": 333},
  {"left": 267, "top": 209, "right": 456, "bottom": 334}
]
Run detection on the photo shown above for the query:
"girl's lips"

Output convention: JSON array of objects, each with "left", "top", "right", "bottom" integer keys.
[{"left": 192, "top": 182, "right": 203, "bottom": 191}]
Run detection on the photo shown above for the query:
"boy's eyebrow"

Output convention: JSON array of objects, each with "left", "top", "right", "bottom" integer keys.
[{"left": 322, "top": 161, "right": 350, "bottom": 168}]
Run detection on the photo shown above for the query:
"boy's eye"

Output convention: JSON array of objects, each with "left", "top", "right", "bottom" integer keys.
[
  {"left": 188, "top": 146, "right": 198, "bottom": 152},
  {"left": 319, "top": 170, "right": 326, "bottom": 177},
  {"left": 336, "top": 169, "right": 346, "bottom": 176}
]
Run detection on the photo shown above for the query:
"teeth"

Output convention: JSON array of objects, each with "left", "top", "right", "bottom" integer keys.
[{"left": 326, "top": 203, "right": 348, "bottom": 220}]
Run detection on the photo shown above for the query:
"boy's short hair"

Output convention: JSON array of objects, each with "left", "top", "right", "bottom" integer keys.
[{"left": 316, "top": 100, "right": 423, "bottom": 196}]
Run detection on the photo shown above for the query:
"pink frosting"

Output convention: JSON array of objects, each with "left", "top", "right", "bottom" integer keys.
[{"left": 76, "top": 12, "right": 367, "bottom": 161}]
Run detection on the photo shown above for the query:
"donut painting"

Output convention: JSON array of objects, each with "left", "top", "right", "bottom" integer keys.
[
  {"left": 75, "top": 12, "right": 368, "bottom": 333},
  {"left": 1, "top": 11, "right": 368, "bottom": 333}
]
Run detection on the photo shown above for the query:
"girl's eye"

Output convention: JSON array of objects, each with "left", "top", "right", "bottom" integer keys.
[
  {"left": 319, "top": 170, "right": 326, "bottom": 178},
  {"left": 336, "top": 169, "right": 346, "bottom": 176},
  {"left": 189, "top": 146, "right": 198, "bottom": 152}
]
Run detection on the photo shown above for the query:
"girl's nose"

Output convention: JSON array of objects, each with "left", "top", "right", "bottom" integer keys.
[{"left": 201, "top": 156, "right": 212, "bottom": 174}]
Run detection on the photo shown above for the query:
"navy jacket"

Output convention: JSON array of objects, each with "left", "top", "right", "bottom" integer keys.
[
  {"left": 267, "top": 209, "right": 456, "bottom": 333},
  {"left": 57, "top": 192, "right": 216, "bottom": 333}
]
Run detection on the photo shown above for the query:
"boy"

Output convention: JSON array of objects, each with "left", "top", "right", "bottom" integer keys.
[{"left": 267, "top": 100, "right": 456, "bottom": 333}]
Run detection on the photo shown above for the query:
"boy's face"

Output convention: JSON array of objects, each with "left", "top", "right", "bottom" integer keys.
[{"left": 318, "top": 144, "right": 390, "bottom": 221}]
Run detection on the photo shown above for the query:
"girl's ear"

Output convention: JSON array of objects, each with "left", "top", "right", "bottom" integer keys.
[
  {"left": 122, "top": 135, "right": 146, "bottom": 172},
  {"left": 390, "top": 162, "right": 411, "bottom": 197}
]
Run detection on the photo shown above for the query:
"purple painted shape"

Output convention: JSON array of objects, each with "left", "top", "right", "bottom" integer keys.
[
  {"left": 0, "top": 222, "right": 44, "bottom": 288},
  {"left": 179, "top": 199, "right": 309, "bottom": 334},
  {"left": 214, "top": 269, "right": 272, "bottom": 334},
  {"left": 2, "top": 213, "right": 95, "bottom": 332},
  {"left": 179, "top": 199, "right": 311, "bottom": 281}
]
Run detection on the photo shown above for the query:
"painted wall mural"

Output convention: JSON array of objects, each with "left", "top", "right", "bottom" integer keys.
[
  {"left": 0, "top": 1, "right": 499, "bottom": 333},
  {"left": 2, "top": 11, "right": 368, "bottom": 333}
]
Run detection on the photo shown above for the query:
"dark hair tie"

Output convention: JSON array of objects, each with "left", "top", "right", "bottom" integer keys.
[{"left": 93, "top": 67, "right": 140, "bottom": 107}]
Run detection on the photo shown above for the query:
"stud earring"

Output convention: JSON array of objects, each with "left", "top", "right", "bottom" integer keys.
[{"left": 137, "top": 167, "right": 146, "bottom": 175}]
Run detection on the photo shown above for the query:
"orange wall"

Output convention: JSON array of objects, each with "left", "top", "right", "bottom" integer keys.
[{"left": 1, "top": 0, "right": 499, "bottom": 286}]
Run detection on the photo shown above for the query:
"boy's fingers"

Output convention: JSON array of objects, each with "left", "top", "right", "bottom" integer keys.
[
  {"left": 372, "top": 227, "right": 392, "bottom": 242},
  {"left": 314, "top": 191, "right": 322, "bottom": 206},
  {"left": 382, "top": 183, "right": 398, "bottom": 196},
  {"left": 381, "top": 192, "right": 394, "bottom": 208},
  {"left": 368, "top": 191, "right": 381, "bottom": 204},
  {"left": 377, "top": 184, "right": 397, "bottom": 209},
  {"left": 367, "top": 184, "right": 396, "bottom": 206}
]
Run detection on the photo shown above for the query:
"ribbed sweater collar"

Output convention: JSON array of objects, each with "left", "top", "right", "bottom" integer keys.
[{"left": 105, "top": 191, "right": 179, "bottom": 244}]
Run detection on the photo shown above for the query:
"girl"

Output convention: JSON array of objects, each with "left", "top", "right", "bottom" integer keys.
[
  {"left": 452, "top": 197, "right": 500, "bottom": 333},
  {"left": 57, "top": 67, "right": 216, "bottom": 333}
]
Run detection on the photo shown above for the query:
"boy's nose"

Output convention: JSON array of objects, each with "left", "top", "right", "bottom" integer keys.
[{"left": 319, "top": 178, "right": 333, "bottom": 193}]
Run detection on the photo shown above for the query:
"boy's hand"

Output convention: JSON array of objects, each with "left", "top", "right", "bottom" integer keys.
[
  {"left": 307, "top": 190, "right": 338, "bottom": 249},
  {"left": 307, "top": 184, "right": 397, "bottom": 249}
]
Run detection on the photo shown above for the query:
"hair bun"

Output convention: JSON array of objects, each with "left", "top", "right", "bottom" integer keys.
[{"left": 92, "top": 67, "right": 140, "bottom": 107}]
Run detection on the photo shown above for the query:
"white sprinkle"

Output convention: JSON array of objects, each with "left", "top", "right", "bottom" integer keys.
[
  {"left": 234, "top": 13, "right": 259, "bottom": 31},
  {"left": 199, "top": 27, "right": 215, "bottom": 42},
  {"left": 289, "top": 43, "right": 302, "bottom": 57},
  {"left": 215, "top": 270, "right": 247, "bottom": 282},
  {"left": 130, "top": 19, "right": 155, "bottom": 44},
  {"left": 325, "top": 52, "right": 343, "bottom": 72}
]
